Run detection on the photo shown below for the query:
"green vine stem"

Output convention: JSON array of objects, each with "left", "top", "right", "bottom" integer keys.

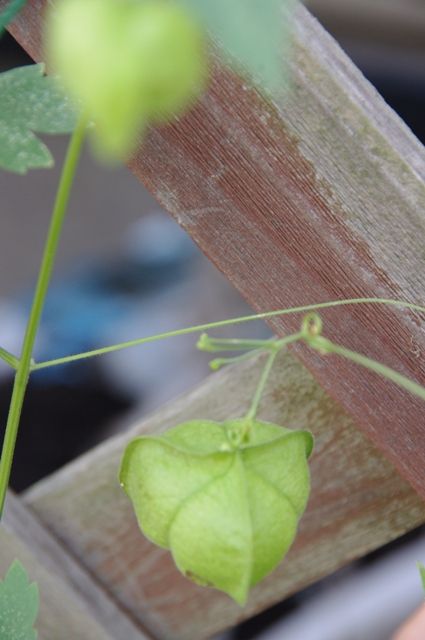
[
  {"left": 308, "top": 336, "right": 425, "bottom": 402},
  {"left": 245, "top": 332, "right": 302, "bottom": 420},
  {"left": 209, "top": 350, "right": 264, "bottom": 371},
  {"left": 197, "top": 334, "right": 275, "bottom": 353},
  {"left": 0, "top": 114, "right": 86, "bottom": 516},
  {"left": 0, "top": 347, "right": 19, "bottom": 370},
  {"left": 245, "top": 350, "right": 279, "bottom": 421},
  {"left": 298, "top": 311, "right": 425, "bottom": 402},
  {"left": 31, "top": 297, "right": 425, "bottom": 371}
]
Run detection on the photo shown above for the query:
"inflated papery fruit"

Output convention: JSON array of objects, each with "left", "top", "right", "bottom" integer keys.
[
  {"left": 120, "top": 419, "right": 313, "bottom": 604},
  {"left": 45, "top": 0, "right": 206, "bottom": 159}
]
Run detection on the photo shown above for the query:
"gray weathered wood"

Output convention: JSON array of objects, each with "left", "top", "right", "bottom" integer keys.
[
  {"left": 25, "top": 351, "right": 425, "bottom": 640},
  {"left": 1, "top": 493, "right": 150, "bottom": 640}
]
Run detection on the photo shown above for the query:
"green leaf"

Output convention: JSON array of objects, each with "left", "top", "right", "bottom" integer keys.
[
  {"left": 0, "top": 560, "right": 39, "bottom": 640},
  {"left": 120, "top": 419, "right": 313, "bottom": 604},
  {"left": 0, "top": 63, "right": 77, "bottom": 174},
  {"left": 418, "top": 563, "right": 425, "bottom": 594},
  {"left": 177, "top": 0, "right": 294, "bottom": 92},
  {"left": 0, "top": 0, "right": 27, "bottom": 35}
]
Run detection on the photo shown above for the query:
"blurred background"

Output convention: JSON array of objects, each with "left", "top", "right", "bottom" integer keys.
[{"left": 0, "top": 0, "right": 424, "bottom": 637}]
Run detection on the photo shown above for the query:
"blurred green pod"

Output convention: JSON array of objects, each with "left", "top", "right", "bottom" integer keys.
[{"left": 45, "top": 0, "right": 207, "bottom": 160}]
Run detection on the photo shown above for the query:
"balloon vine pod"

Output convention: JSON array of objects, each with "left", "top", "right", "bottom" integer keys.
[
  {"left": 120, "top": 335, "right": 314, "bottom": 604},
  {"left": 120, "top": 420, "right": 312, "bottom": 604}
]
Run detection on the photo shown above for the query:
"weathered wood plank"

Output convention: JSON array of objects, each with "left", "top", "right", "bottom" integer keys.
[
  {"left": 1, "top": 493, "right": 150, "bottom": 640},
  {"left": 25, "top": 351, "right": 425, "bottom": 640},
  {"left": 5, "top": 0, "right": 425, "bottom": 496}
]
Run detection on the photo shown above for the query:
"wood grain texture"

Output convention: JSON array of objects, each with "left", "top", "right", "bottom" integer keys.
[
  {"left": 5, "top": 0, "right": 425, "bottom": 496},
  {"left": 1, "top": 493, "right": 149, "bottom": 640},
  {"left": 25, "top": 351, "right": 425, "bottom": 640}
]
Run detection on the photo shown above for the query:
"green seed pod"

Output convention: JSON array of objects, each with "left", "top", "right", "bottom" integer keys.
[
  {"left": 120, "top": 419, "right": 313, "bottom": 604},
  {"left": 45, "top": 0, "right": 206, "bottom": 160}
]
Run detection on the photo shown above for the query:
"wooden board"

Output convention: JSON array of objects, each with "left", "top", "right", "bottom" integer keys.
[
  {"left": 5, "top": 0, "right": 425, "bottom": 497},
  {"left": 24, "top": 351, "right": 425, "bottom": 640},
  {"left": 1, "top": 493, "right": 149, "bottom": 640}
]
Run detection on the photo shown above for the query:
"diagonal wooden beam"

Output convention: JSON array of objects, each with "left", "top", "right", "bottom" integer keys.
[{"left": 4, "top": 1, "right": 425, "bottom": 498}]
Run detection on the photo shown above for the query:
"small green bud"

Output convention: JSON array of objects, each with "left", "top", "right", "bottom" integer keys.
[
  {"left": 196, "top": 333, "right": 210, "bottom": 351},
  {"left": 45, "top": 0, "right": 207, "bottom": 160},
  {"left": 120, "top": 419, "right": 313, "bottom": 604},
  {"left": 209, "top": 358, "right": 221, "bottom": 370}
]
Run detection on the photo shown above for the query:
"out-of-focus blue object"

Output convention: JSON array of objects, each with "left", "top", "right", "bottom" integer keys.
[{"left": 10, "top": 213, "right": 199, "bottom": 384}]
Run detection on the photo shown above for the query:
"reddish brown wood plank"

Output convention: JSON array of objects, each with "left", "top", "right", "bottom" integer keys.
[{"left": 4, "top": 1, "right": 425, "bottom": 497}]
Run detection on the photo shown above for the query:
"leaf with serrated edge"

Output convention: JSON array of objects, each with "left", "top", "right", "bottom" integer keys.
[
  {"left": 0, "top": 560, "right": 39, "bottom": 640},
  {"left": 0, "top": 64, "right": 77, "bottom": 174}
]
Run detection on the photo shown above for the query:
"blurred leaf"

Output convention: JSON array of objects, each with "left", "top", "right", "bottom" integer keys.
[
  {"left": 419, "top": 563, "right": 425, "bottom": 593},
  {"left": 177, "top": 0, "right": 294, "bottom": 92},
  {"left": 0, "top": 560, "right": 39, "bottom": 640},
  {"left": 0, "top": 0, "right": 27, "bottom": 35},
  {"left": 0, "top": 63, "right": 77, "bottom": 174}
]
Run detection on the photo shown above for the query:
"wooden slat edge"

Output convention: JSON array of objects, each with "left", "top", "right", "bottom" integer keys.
[{"left": 1, "top": 493, "right": 151, "bottom": 640}]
